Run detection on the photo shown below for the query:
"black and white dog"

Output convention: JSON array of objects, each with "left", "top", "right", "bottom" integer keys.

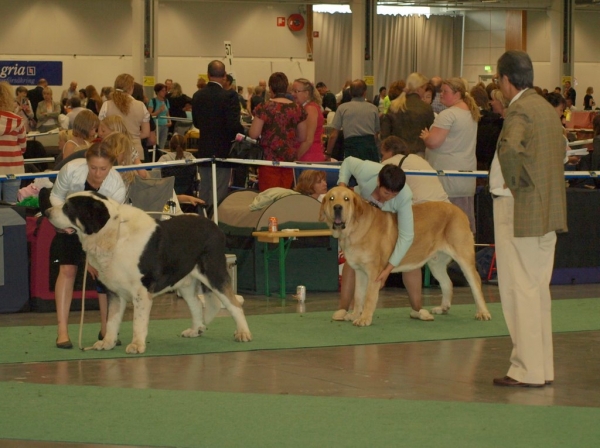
[{"left": 45, "top": 191, "right": 252, "bottom": 354}]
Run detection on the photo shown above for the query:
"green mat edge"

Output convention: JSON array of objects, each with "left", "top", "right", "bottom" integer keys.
[{"left": 1, "top": 298, "right": 599, "bottom": 365}]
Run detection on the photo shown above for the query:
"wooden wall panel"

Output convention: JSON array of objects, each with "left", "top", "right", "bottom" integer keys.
[{"left": 505, "top": 10, "right": 527, "bottom": 51}]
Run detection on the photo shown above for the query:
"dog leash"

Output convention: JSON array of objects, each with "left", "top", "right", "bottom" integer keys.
[{"left": 78, "top": 255, "right": 91, "bottom": 350}]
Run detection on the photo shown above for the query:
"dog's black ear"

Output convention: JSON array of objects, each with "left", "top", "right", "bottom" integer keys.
[{"left": 39, "top": 188, "right": 52, "bottom": 216}]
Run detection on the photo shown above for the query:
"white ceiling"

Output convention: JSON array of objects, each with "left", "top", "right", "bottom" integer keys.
[
  {"left": 378, "top": 0, "right": 600, "bottom": 11},
  {"left": 166, "top": 0, "right": 600, "bottom": 12}
]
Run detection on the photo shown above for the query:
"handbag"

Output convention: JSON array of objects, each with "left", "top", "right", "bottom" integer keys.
[{"left": 228, "top": 138, "right": 263, "bottom": 160}]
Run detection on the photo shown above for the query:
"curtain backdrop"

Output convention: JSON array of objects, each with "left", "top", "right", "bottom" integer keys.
[
  {"left": 315, "top": 13, "right": 462, "bottom": 93},
  {"left": 414, "top": 15, "right": 462, "bottom": 80},
  {"left": 313, "top": 12, "right": 353, "bottom": 94}
]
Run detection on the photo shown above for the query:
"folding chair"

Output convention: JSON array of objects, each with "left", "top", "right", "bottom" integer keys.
[
  {"left": 127, "top": 176, "right": 175, "bottom": 214},
  {"left": 160, "top": 163, "right": 199, "bottom": 197}
]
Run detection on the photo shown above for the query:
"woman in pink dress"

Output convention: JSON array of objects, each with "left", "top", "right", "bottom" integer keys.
[{"left": 292, "top": 78, "right": 325, "bottom": 162}]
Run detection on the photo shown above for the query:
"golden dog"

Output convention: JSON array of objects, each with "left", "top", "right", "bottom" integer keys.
[{"left": 320, "top": 186, "right": 491, "bottom": 326}]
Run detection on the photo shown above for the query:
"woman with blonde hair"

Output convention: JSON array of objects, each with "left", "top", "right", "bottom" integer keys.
[
  {"left": 420, "top": 77, "right": 481, "bottom": 233},
  {"left": 98, "top": 116, "right": 147, "bottom": 186},
  {"left": 292, "top": 78, "right": 325, "bottom": 161},
  {"left": 168, "top": 82, "right": 192, "bottom": 136},
  {"left": 584, "top": 86, "right": 595, "bottom": 110},
  {"left": 489, "top": 88, "right": 508, "bottom": 117},
  {"left": 100, "top": 86, "right": 113, "bottom": 102},
  {"left": 36, "top": 86, "right": 61, "bottom": 132},
  {"left": 61, "top": 110, "right": 99, "bottom": 160},
  {"left": 381, "top": 79, "right": 406, "bottom": 114},
  {"left": 381, "top": 72, "right": 435, "bottom": 155},
  {"left": 0, "top": 81, "right": 26, "bottom": 203},
  {"left": 102, "top": 131, "right": 139, "bottom": 187},
  {"left": 49, "top": 139, "right": 127, "bottom": 348},
  {"left": 98, "top": 114, "right": 131, "bottom": 138},
  {"left": 98, "top": 73, "right": 150, "bottom": 160}
]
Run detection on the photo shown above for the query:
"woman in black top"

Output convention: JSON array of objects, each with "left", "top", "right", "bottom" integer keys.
[
  {"left": 168, "top": 82, "right": 192, "bottom": 135},
  {"left": 85, "top": 84, "right": 103, "bottom": 115},
  {"left": 583, "top": 87, "right": 596, "bottom": 110}
]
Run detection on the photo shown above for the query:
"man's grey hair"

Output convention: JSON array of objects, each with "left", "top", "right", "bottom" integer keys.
[
  {"left": 497, "top": 50, "right": 533, "bottom": 90},
  {"left": 350, "top": 79, "right": 367, "bottom": 98}
]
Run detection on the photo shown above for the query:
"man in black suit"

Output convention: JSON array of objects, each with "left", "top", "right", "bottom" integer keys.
[
  {"left": 28, "top": 78, "right": 48, "bottom": 120},
  {"left": 564, "top": 80, "right": 576, "bottom": 107},
  {"left": 192, "top": 60, "right": 243, "bottom": 209}
]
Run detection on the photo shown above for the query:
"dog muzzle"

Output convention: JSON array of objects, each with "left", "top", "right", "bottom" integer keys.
[{"left": 332, "top": 205, "right": 346, "bottom": 230}]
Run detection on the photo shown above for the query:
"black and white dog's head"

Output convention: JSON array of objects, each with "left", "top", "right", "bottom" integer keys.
[{"left": 46, "top": 191, "right": 119, "bottom": 236}]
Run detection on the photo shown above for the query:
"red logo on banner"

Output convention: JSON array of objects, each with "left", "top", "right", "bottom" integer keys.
[
  {"left": 313, "top": 31, "right": 319, "bottom": 38},
  {"left": 277, "top": 17, "right": 285, "bottom": 27}
]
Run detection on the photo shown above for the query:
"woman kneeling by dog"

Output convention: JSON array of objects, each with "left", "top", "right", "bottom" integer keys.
[
  {"left": 333, "top": 136, "right": 448, "bottom": 322},
  {"left": 49, "top": 136, "right": 127, "bottom": 348}
]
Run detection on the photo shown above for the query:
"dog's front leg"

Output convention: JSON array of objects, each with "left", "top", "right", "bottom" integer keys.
[
  {"left": 345, "top": 268, "right": 367, "bottom": 325},
  {"left": 127, "top": 288, "right": 153, "bottom": 354},
  {"left": 353, "top": 267, "right": 380, "bottom": 327},
  {"left": 91, "top": 292, "right": 125, "bottom": 351}
]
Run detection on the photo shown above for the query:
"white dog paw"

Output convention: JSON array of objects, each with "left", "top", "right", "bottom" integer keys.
[
  {"left": 332, "top": 309, "right": 348, "bottom": 321},
  {"left": 352, "top": 316, "right": 372, "bottom": 327},
  {"left": 430, "top": 306, "right": 449, "bottom": 315},
  {"left": 344, "top": 312, "right": 359, "bottom": 322},
  {"left": 410, "top": 309, "right": 435, "bottom": 321},
  {"left": 125, "top": 342, "right": 146, "bottom": 354},
  {"left": 91, "top": 340, "right": 115, "bottom": 351},
  {"left": 234, "top": 330, "right": 252, "bottom": 342},
  {"left": 476, "top": 311, "right": 492, "bottom": 321},
  {"left": 181, "top": 327, "right": 205, "bottom": 338}
]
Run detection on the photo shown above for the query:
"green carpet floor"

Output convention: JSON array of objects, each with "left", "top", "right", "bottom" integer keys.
[
  {"left": 1, "top": 381, "right": 599, "bottom": 448},
  {"left": 1, "top": 299, "right": 598, "bottom": 364}
]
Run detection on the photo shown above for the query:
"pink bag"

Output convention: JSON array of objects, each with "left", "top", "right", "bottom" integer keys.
[{"left": 17, "top": 184, "right": 39, "bottom": 202}]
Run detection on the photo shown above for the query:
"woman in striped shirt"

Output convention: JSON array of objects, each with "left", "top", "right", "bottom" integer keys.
[{"left": 0, "top": 81, "right": 27, "bottom": 203}]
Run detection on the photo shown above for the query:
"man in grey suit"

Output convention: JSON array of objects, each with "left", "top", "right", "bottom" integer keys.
[
  {"left": 192, "top": 60, "right": 243, "bottom": 210},
  {"left": 490, "top": 50, "right": 568, "bottom": 388}
]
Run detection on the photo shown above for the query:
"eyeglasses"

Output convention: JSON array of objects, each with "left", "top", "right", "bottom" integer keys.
[{"left": 292, "top": 89, "right": 308, "bottom": 94}]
